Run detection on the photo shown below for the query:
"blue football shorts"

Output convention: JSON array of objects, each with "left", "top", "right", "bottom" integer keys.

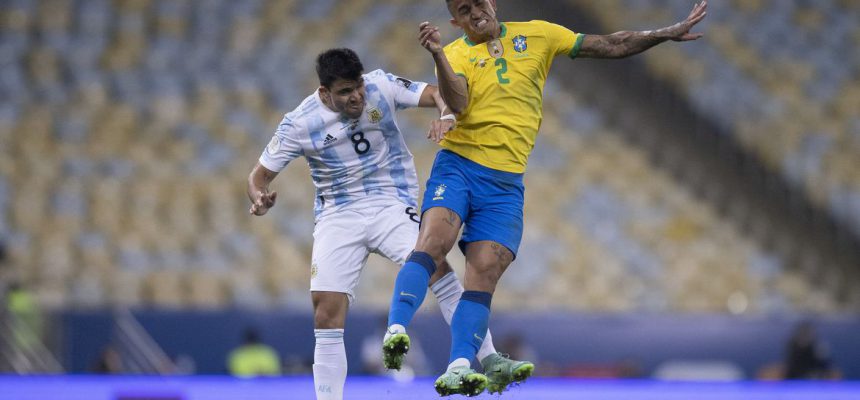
[{"left": 421, "top": 149, "right": 525, "bottom": 258}]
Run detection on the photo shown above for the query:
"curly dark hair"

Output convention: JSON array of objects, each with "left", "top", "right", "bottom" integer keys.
[{"left": 315, "top": 48, "right": 364, "bottom": 88}]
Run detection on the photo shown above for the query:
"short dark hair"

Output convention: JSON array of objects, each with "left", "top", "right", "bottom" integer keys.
[{"left": 315, "top": 48, "right": 364, "bottom": 88}]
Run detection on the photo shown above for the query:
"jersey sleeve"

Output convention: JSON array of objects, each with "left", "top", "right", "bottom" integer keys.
[
  {"left": 383, "top": 72, "right": 428, "bottom": 110},
  {"left": 538, "top": 20, "right": 585, "bottom": 59},
  {"left": 258, "top": 115, "right": 304, "bottom": 172},
  {"left": 439, "top": 43, "right": 470, "bottom": 82}
]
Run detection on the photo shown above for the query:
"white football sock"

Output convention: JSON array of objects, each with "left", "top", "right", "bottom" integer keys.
[
  {"left": 446, "top": 357, "right": 471, "bottom": 372},
  {"left": 431, "top": 272, "right": 497, "bottom": 361},
  {"left": 383, "top": 323, "right": 406, "bottom": 343},
  {"left": 313, "top": 329, "right": 346, "bottom": 400}
]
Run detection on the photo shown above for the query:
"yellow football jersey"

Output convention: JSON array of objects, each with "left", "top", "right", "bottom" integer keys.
[{"left": 440, "top": 20, "right": 584, "bottom": 173}]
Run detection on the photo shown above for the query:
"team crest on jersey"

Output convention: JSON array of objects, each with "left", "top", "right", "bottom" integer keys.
[
  {"left": 433, "top": 184, "right": 447, "bottom": 200},
  {"left": 513, "top": 35, "right": 527, "bottom": 52},
  {"left": 367, "top": 107, "right": 382, "bottom": 124}
]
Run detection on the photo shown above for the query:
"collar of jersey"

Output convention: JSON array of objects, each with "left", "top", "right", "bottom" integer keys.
[{"left": 463, "top": 22, "right": 506, "bottom": 47}]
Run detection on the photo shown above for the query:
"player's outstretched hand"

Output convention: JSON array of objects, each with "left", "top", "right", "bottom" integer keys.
[
  {"left": 667, "top": 1, "right": 707, "bottom": 41},
  {"left": 427, "top": 118, "right": 454, "bottom": 144},
  {"left": 418, "top": 21, "right": 443, "bottom": 54},
  {"left": 250, "top": 190, "right": 277, "bottom": 216}
]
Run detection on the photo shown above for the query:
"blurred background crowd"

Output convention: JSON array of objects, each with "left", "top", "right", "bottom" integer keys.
[{"left": 0, "top": 0, "right": 858, "bottom": 382}]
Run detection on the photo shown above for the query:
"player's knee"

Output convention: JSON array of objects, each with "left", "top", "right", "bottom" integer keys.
[
  {"left": 313, "top": 308, "right": 343, "bottom": 329},
  {"left": 470, "top": 259, "right": 505, "bottom": 285},
  {"left": 312, "top": 296, "right": 347, "bottom": 329},
  {"left": 415, "top": 234, "right": 455, "bottom": 261}
]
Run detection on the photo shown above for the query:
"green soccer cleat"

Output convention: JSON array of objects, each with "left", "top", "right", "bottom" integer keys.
[
  {"left": 434, "top": 366, "right": 489, "bottom": 397},
  {"left": 382, "top": 332, "right": 410, "bottom": 370},
  {"left": 480, "top": 353, "right": 535, "bottom": 394}
]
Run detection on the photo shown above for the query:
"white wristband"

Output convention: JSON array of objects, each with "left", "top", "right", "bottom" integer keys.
[{"left": 440, "top": 114, "right": 456, "bottom": 122}]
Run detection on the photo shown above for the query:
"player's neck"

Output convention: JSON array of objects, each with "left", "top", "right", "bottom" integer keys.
[{"left": 466, "top": 22, "right": 502, "bottom": 45}]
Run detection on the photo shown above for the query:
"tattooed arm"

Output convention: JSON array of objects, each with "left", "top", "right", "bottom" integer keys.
[{"left": 578, "top": 1, "right": 707, "bottom": 59}]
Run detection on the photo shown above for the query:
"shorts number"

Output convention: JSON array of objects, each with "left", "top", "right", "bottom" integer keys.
[
  {"left": 495, "top": 58, "right": 510, "bottom": 84},
  {"left": 405, "top": 207, "right": 420, "bottom": 223},
  {"left": 351, "top": 131, "right": 370, "bottom": 154}
]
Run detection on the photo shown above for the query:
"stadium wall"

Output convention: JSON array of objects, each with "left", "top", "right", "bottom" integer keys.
[{"left": 61, "top": 311, "right": 860, "bottom": 379}]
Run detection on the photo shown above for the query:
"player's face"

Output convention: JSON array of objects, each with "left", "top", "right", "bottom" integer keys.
[
  {"left": 322, "top": 78, "right": 366, "bottom": 119},
  {"left": 447, "top": 0, "right": 498, "bottom": 40}
]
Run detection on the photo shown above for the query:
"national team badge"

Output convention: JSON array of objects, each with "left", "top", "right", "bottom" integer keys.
[
  {"left": 487, "top": 39, "right": 504, "bottom": 58},
  {"left": 433, "top": 183, "right": 447, "bottom": 201},
  {"left": 367, "top": 107, "right": 382, "bottom": 124},
  {"left": 513, "top": 35, "right": 527, "bottom": 52}
]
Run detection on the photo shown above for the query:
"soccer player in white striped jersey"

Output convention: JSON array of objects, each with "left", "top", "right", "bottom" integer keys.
[{"left": 246, "top": 48, "right": 524, "bottom": 400}]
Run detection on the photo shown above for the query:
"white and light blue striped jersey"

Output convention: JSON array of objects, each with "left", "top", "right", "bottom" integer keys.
[{"left": 259, "top": 69, "right": 428, "bottom": 220}]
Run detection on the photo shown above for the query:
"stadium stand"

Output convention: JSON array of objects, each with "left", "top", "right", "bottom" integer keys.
[
  {"left": 576, "top": 0, "right": 860, "bottom": 238},
  {"left": 0, "top": 0, "right": 851, "bottom": 315}
]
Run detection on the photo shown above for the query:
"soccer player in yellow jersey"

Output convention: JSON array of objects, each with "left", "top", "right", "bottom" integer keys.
[{"left": 383, "top": 0, "right": 708, "bottom": 396}]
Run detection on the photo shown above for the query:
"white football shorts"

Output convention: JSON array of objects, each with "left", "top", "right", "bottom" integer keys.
[{"left": 310, "top": 197, "right": 421, "bottom": 303}]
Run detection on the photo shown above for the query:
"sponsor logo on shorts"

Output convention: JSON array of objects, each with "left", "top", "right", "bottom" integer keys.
[
  {"left": 311, "top": 264, "right": 318, "bottom": 278},
  {"left": 433, "top": 184, "right": 447, "bottom": 201}
]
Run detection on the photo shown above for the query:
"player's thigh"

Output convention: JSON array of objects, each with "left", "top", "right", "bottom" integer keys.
[
  {"left": 371, "top": 203, "right": 421, "bottom": 265},
  {"left": 370, "top": 205, "right": 455, "bottom": 284},
  {"left": 460, "top": 172, "right": 525, "bottom": 260},
  {"left": 415, "top": 207, "right": 463, "bottom": 258},
  {"left": 311, "top": 213, "right": 369, "bottom": 304},
  {"left": 417, "top": 151, "right": 472, "bottom": 259}
]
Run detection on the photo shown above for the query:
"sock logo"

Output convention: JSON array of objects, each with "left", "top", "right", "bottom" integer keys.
[
  {"left": 473, "top": 333, "right": 484, "bottom": 342},
  {"left": 318, "top": 384, "right": 332, "bottom": 393},
  {"left": 399, "top": 291, "right": 417, "bottom": 299}
]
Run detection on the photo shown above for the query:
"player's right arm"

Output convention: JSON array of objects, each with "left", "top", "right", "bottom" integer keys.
[
  {"left": 249, "top": 114, "right": 305, "bottom": 216},
  {"left": 419, "top": 21, "right": 469, "bottom": 114},
  {"left": 247, "top": 163, "right": 279, "bottom": 216}
]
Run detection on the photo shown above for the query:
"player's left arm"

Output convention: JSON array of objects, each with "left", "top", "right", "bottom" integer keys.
[
  {"left": 578, "top": 1, "right": 707, "bottom": 59},
  {"left": 418, "top": 85, "right": 454, "bottom": 144}
]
